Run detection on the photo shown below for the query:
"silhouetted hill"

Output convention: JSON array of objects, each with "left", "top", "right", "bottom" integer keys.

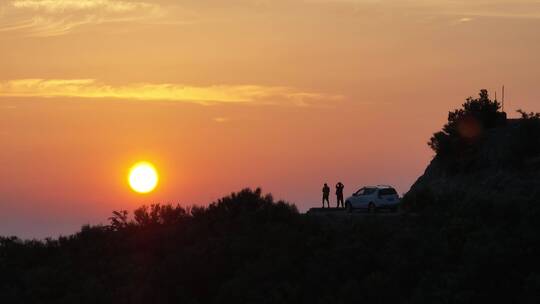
[{"left": 2, "top": 187, "right": 540, "bottom": 303}]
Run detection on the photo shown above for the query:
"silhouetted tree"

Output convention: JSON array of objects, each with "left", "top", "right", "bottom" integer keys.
[
  {"left": 108, "top": 210, "right": 128, "bottom": 230},
  {"left": 429, "top": 90, "right": 505, "bottom": 156},
  {"left": 131, "top": 204, "right": 188, "bottom": 226},
  {"left": 518, "top": 109, "right": 540, "bottom": 120}
]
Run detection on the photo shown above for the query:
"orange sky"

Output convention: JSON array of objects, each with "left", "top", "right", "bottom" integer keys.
[{"left": 1, "top": 0, "right": 540, "bottom": 238}]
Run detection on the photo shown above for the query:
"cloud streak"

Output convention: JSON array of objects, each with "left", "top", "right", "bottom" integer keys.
[
  {"left": 11, "top": 0, "right": 153, "bottom": 13},
  {"left": 0, "top": 79, "right": 342, "bottom": 105},
  {"left": 305, "top": 0, "right": 540, "bottom": 20},
  {"left": 0, "top": 0, "right": 167, "bottom": 37}
]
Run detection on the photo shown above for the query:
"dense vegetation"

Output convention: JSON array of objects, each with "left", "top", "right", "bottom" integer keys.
[{"left": 2, "top": 188, "right": 540, "bottom": 303}]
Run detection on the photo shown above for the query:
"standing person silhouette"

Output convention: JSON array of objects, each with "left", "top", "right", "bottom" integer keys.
[
  {"left": 336, "top": 182, "right": 345, "bottom": 208},
  {"left": 322, "top": 183, "right": 330, "bottom": 208}
]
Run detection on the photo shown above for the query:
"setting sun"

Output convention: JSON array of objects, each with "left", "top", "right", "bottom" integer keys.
[{"left": 128, "top": 162, "right": 159, "bottom": 194}]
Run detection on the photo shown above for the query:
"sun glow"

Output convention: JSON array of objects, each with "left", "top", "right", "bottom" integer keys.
[{"left": 128, "top": 161, "right": 159, "bottom": 194}]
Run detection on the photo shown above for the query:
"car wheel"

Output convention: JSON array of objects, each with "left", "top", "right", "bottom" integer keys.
[
  {"left": 345, "top": 202, "right": 352, "bottom": 213},
  {"left": 368, "top": 202, "right": 376, "bottom": 213}
]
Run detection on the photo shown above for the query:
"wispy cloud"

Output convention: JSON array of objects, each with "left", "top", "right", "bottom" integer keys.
[
  {"left": 0, "top": 105, "right": 18, "bottom": 109},
  {"left": 213, "top": 117, "right": 230, "bottom": 123},
  {"left": 11, "top": 0, "right": 153, "bottom": 12},
  {"left": 0, "top": 0, "right": 172, "bottom": 37},
  {"left": 0, "top": 79, "right": 342, "bottom": 105},
  {"left": 303, "top": 0, "right": 540, "bottom": 20}
]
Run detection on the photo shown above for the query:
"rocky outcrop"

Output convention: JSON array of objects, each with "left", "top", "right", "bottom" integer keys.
[{"left": 405, "top": 119, "right": 540, "bottom": 210}]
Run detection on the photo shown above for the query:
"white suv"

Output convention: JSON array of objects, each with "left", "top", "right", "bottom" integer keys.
[{"left": 345, "top": 185, "right": 400, "bottom": 213}]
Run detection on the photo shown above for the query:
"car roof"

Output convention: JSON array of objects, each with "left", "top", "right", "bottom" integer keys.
[{"left": 364, "top": 185, "right": 395, "bottom": 189}]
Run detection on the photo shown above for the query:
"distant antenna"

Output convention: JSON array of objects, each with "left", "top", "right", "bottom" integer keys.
[{"left": 502, "top": 85, "right": 505, "bottom": 112}]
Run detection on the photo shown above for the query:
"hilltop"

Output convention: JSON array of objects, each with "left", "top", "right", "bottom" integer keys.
[{"left": 404, "top": 90, "right": 540, "bottom": 213}]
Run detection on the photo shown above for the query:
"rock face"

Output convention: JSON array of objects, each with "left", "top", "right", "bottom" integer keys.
[{"left": 405, "top": 119, "right": 540, "bottom": 210}]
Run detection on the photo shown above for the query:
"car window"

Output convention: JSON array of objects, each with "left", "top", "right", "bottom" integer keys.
[
  {"left": 379, "top": 188, "right": 398, "bottom": 196},
  {"left": 364, "top": 188, "right": 376, "bottom": 195},
  {"left": 355, "top": 188, "right": 365, "bottom": 195}
]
